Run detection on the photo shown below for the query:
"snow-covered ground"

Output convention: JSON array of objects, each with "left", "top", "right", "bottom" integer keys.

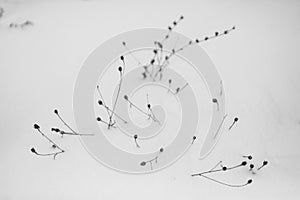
[{"left": 0, "top": 0, "right": 300, "bottom": 199}]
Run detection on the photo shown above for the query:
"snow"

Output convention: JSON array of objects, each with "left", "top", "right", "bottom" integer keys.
[{"left": 0, "top": 0, "right": 300, "bottom": 199}]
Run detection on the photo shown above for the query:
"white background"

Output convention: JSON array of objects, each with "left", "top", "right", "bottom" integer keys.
[{"left": 0, "top": 0, "right": 300, "bottom": 199}]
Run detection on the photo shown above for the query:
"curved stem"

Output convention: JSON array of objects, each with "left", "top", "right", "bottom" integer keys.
[
  {"left": 199, "top": 174, "right": 250, "bottom": 188},
  {"left": 191, "top": 163, "right": 243, "bottom": 176},
  {"left": 37, "top": 128, "right": 64, "bottom": 152},
  {"left": 55, "top": 112, "right": 78, "bottom": 135}
]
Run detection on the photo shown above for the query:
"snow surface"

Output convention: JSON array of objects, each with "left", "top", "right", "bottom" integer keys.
[{"left": 0, "top": 0, "right": 300, "bottom": 199}]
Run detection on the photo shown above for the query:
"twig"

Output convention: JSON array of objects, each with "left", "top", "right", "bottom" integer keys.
[{"left": 31, "top": 124, "right": 65, "bottom": 159}]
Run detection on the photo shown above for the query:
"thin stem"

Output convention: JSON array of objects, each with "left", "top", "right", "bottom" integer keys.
[
  {"left": 125, "top": 98, "right": 158, "bottom": 123},
  {"left": 96, "top": 85, "right": 111, "bottom": 118},
  {"left": 146, "top": 94, "right": 151, "bottom": 118},
  {"left": 229, "top": 121, "right": 236, "bottom": 130},
  {"left": 176, "top": 83, "right": 189, "bottom": 94},
  {"left": 125, "top": 99, "right": 149, "bottom": 116},
  {"left": 148, "top": 156, "right": 159, "bottom": 163},
  {"left": 149, "top": 161, "right": 153, "bottom": 170},
  {"left": 97, "top": 117, "right": 117, "bottom": 128},
  {"left": 198, "top": 174, "right": 251, "bottom": 188},
  {"left": 146, "top": 93, "right": 150, "bottom": 105},
  {"left": 191, "top": 163, "right": 244, "bottom": 176},
  {"left": 212, "top": 98, "right": 219, "bottom": 111},
  {"left": 257, "top": 166, "right": 264, "bottom": 170},
  {"left": 109, "top": 72, "right": 122, "bottom": 123},
  {"left": 153, "top": 63, "right": 168, "bottom": 81},
  {"left": 195, "top": 26, "right": 236, "bottom": 44},
  {"left": 160, "top": 15, "right": 184, "bottom": 44},
  {"left": 110, "top": 61, "right": 125, "bottom": 125},
  {"left": 140, "top": 148, "right": 164, "bottom": 170},
  {"left": 154, "top": 26, "right": 236, "bottom": 80},
  {"left": 122, "top": 42, "right": 142, "bottom": 66},
  {"left": 209, "top": 161, "right": 223, "bottom": 171},
  {"left": 145, "top": 156, "right": 159, "bottom": 170},
  {"left": 32, "top": 150, "right": 64, "bottom": 160},
  {"left": 216, "top": 102, "right": 220, "bottom": 111},
  {"left": 134, "top": 138, "right": 140, "bottom": 148},
  {"left": 148, "top": 16, "right": 184, "bottom": 77},
  {"left": 54, "top": 110, "right": 95, "bottom": 136},
  {"left": 57, "top": 131, "right": 94, "bottom": 136},
  {"left": 257, "top": 161, "right": 268, "bottom": 170},
  {"left": 36, "top": 128, "right": 64, "bottom": 152},
  {"left": 226, "top": 164, "right": 244, "bottom": 171},
  {"left": 172, "top": 36, "right": 180, "bottom": 52},
  {"left": 168, "top": 82, "right": 171, "bottom": 93},
  {"left": 54, "top": 111, "right": 78, "bottom": 135},
  {"left": 191, "top": 168, "right": 223, "bottom": 176},
  {"left": 102, "top": 105, "right": 128, "bottom": 123},
  {"left": 149, "top": 108, "right": 161, "bottom": 124},
  {"left": 150, "top": 62, "right": 156, "bottom": 78}
]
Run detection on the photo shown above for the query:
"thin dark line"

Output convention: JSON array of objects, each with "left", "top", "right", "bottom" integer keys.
[
  {"left": 37, "top": 128, "right": 64, "bottom": 152},
  {"left": 110, "top": 60, "right": 125, "bottom": 124},
  {"left": 209, "top": 161, "right": 223, "bottom": 171},
  {"left": 123, "top": 43, "right": 142, "bottom": 66},
  {"left": 57, "top": 131, "right": 95, "bottom": 136},
  {"left": 97, "top": 85, "right": 111, "bottom": 117},
  {"left": 55, "top": 113, "right": 78, "bottom": 135},
  {"left": 154, "top": 26, "right": 236, "bottom": 79},
  {"left": 199, "top": 174, "right": 249, "bottom": 188},
  {"left": 103, "top": 105, "right": 128, "bottom": 123}
]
